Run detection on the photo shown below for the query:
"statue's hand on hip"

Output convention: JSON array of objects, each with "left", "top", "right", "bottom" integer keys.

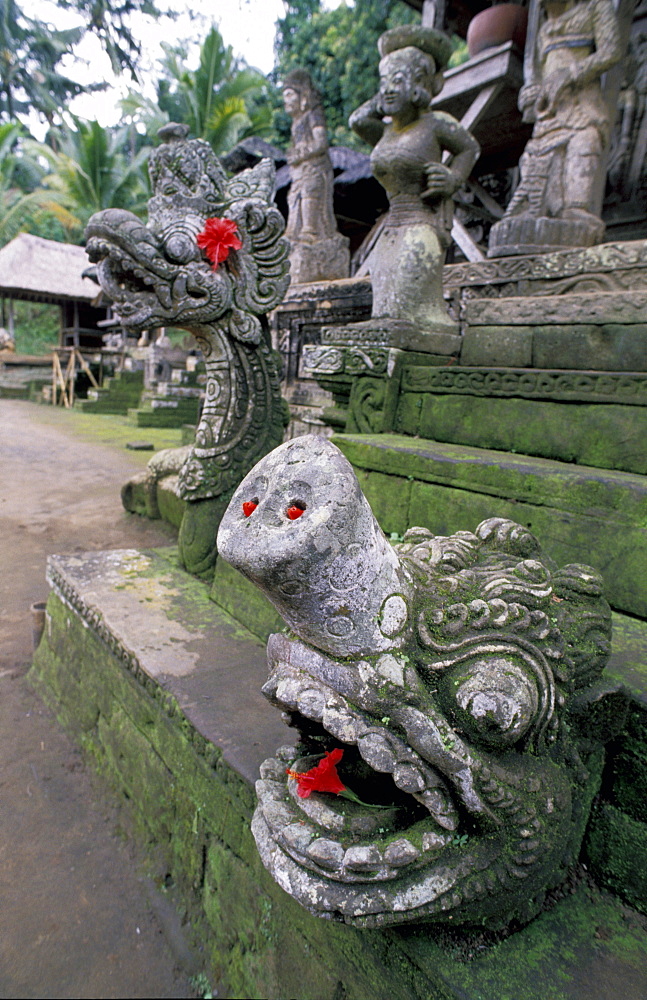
[{"left": 422, "top": 162, "right": 457, "bottom": 202}]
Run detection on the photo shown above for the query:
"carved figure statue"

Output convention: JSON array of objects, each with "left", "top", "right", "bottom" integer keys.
[
  {"left": 349, "top": 26, "right": 479, "bottom": 341},
  {"left": 606, "top": 32, "right": 647, "bottom": 207},
  {"left": 489, "top": 0, "right": 622, "bottom": 257},
  {"left": 85, "top": 123, "right": 290, "bottom": 577},
  {"left": 283, "top": 69, "right": 350, "bottom": 283},
  {"left": 218, "top": 435, "right": 621, "bottom": 928}
]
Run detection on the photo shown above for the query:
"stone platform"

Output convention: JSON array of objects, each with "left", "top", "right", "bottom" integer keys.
[{"left": 30, "top": 546, "right": 647, "bottom": 998}]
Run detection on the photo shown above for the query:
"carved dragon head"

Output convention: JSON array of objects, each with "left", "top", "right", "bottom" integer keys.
[
  {"left": 217, "top": 435, "right": 620, "bottom": 929},
  {"left": 85, "top": 122, "right": 289, "bottom": 342}
]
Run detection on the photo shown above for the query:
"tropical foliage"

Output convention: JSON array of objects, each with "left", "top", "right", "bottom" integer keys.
[
  {"left": 271, "top": 0, "right": 420, "bottom": 149},
  {"left": 123, "top": 26, "right": 273, "bottom": 153},
  {"left": 0, "top": 0, "right": 93, "bottom": 125},
  {"left": 24, "top": 118, "right": 150, "bottom": 240}
]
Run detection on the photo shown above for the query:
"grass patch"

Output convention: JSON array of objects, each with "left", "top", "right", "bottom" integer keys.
[{"left": 23, "top": 402, "right": 185, "bottom": 465}]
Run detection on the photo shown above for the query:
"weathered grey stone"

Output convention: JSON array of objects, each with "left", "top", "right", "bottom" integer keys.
[
  {"left": 217, "top": 435, "right": 414, "bottom": 658},
  {"left": 218, "top": 436, "right": 623, "bottom": 929},
  {"left": 384, "top": 838, "right": 420, "bottom": 867},
  {"left": 283, "top": 69, "right": 350, "bottom": 283},
  {"left": 85, "top": 123, "right": 290, "bottom": 578},
  {"left": 349, "top": 26, "right": 478, "bottom": 343},
  {"left": 344, "top": 845, "right": 383, "bottom": 871},
  {"left": 321, "top": 321, "right": 462, "bottom": 357},
  {"left": 533, "top": 324, "right": 647, "bottom": 371},
  {"left": 306, "top": 838, "right": 345, "bottom": 870},
  {"left": 489, "top": 0, "right": 622, "bottom": 256},
  {"left": 465, "top": 291, "right": 647, "bottom": 327},
  {"left": 460, "top": 326, "right": 534, "bottom": 367}
]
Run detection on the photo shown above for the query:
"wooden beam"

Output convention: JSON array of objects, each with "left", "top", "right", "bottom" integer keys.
[
  {"left": 451, "top": 218, "right": 485, "bottom": 261},
  {"left": 467, "top": 179, "right": 505, "bottom": 219},
  {"left": 459, "top": 81, "right": 502, "bottom": 133}
]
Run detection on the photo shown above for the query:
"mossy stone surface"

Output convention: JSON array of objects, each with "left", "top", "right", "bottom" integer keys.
[
  {"left": 210, "top": 558, "right": 283, "bottom": 641},
  {"left": 394, "top": 394, "right": 647, "bottom": 476},
  {"left": 28, "top": 544, "right": 647, "bottom": 998},
  {"left": 333, "top": 433, "right": 647, "bottom": 618},
  {"left": 157, "top": 475, "right": 185, "bottom": 528},
  {"left": 584, "top": 804, "right": 647, "bottom": 916}
]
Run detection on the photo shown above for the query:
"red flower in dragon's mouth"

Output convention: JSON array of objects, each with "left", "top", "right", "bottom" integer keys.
[
  {"left": 287, "top": 748, "right": 346, "bottom": 798},
  {"left": 196, "top": 217, "right": 242, "bottom": 269}
]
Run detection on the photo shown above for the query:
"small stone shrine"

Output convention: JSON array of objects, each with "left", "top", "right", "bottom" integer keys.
[
  {"left": 85, "top": 123, "right": 290, "bottom": 577},
  {"left": 218, "top": 434, "right": 620, "bottom": 928},
  {"left": 489, "top": 0, "right": 622, "bottom": 256},
  {"left": 283, "top": 69, "right": 350, "bottom": 284}
]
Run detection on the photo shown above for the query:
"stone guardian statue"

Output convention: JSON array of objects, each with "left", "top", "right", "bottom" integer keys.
[
  {"left": 348, "top": 26, "right": 479, "bottom": 346},
  {"left": 217, "top": 435, "right": 622, "bottom": 929},
  {"left": 489, "top": 0, "right": 622, "bottom": 256},
  {"left": 85, "top": 124, "right": 290, "bottom": 578},
  {"left": 283, "top": 69, "right": 350, "bottom": 283}
]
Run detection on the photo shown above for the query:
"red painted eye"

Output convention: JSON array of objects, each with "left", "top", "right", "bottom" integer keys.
[
  {"left": 242, "top": 501, "right": 258, "bottom": 517},
  {"left": 286, "top": 505, "right": 305, "bottom": 520}
]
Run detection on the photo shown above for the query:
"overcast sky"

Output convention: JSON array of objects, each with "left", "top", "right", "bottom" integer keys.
[{"left": 20, "top": 1, "right": 347, "bottom": 130}]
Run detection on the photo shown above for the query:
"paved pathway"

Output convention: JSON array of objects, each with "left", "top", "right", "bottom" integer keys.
[{"left": 0, "top": 400, "right": 196, "bottom": 999}]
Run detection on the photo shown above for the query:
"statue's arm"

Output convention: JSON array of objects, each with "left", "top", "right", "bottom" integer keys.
[
  {"left": 288, "top": 123, "right": 330, "bottom": 166},
  {"left": 578, "top": 0, "right": 623, "bottom": 87},
  {"left": 542, "top": 0, "right": 622, "bottom": 108},
  {"left": 424, "top": 114, "right": 479, "bottom": 200},
  {"left": 349, "top": 95, "right": 385, "bottom": 147}
]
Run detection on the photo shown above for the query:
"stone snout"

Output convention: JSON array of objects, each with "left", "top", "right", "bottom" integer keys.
[{"left": 217, "top": 435, "right": 414, "bottom": 658}]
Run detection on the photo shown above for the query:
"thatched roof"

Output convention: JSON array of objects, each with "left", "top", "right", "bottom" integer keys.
[{"left": 0, "top": 234, "right": 98, "bottom": 303}]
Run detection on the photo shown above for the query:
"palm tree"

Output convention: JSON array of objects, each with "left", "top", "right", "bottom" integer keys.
[
  {"left": 23, "top": 118, "right": 151, "bottom": 241},
  {"left": 123, "top": 26, "right": 273, "bottom": 154},
  {"left": 0, "top": 121, "right": 62, "bottom": 245}
]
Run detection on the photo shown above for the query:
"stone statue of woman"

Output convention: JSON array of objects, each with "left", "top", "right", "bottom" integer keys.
[
  {"left": 349, "top": 26, "right": 479, "bottom": 345},
  {"left": 283, "top": 68, "right": 350, "bottom": 283}
]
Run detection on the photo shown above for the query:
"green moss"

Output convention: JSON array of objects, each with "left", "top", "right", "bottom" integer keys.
[
  {"left": 332, "top": 433, "right": 647, "bottom": 618},
  {"left": 395, "top": 395, "right": 647, "bottom": 477},
  {"left": 585, "top": 804, "right": 647, "bottom": 914},
  {"left": 397, "top": 883, "right": 647, "bottom": 1000},
  {"left": 29, "top": 560, "right": 647, "bottom": 998},
  {"left": 157, "top": 477, "right": 186, "bottom": 528},
  {"left": 23, "top": 403, "right": 184, "bottom": 464},
  {"left": 210, "top": 559, "right": 283, "bottom": 642}
]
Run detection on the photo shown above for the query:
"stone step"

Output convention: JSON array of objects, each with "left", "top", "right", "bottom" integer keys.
[
  {"left": 464, "top": 290, "right": 647, "bottom": 327},
  {"left": 334, "top": 433, "right": 647, "bottom": 619},
  {"left": 394, "top": 366, "right": 647, "bottom": 476},
  {"left": 30, "top": 545, "right": 647, "bottom": 999},
  {"left": 80, "top": 369, "right": 144, "bottom": 414},
  {"left": 127, "top": 396, "right": 201, "bottom": 427}
]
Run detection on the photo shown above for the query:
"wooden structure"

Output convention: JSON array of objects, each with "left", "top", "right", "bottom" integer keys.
[
  {"left": 51, "top": 346, "right": 99, "bottom": 408},
  {"left": 0, "top": 233, "right": 108, "bottom": 349}
]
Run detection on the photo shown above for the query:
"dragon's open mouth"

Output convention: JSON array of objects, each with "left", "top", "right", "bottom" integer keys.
[{"left": 251, "top": 634, "right": 488, "bottom": 925}]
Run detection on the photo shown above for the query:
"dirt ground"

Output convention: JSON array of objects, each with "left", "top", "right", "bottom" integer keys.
[{"left": 0, "top": 399, "right": 201, "bottom": 999}]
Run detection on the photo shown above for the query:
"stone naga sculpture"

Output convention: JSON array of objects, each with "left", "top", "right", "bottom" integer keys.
[
  {"left": 349, "top": 26, "right": 479, "bottom": 341},
  {"left": 85, "top": 124, "right": 290, "bottom": 577},
  {"left": 283, "top": 68, "right": 350, "bottom": 283},
  {"left": 489, "top": 0, "right": 622, "bottom": 256},
  {"left": 218, "top": 435, "right": 620, "bottom": 928}
]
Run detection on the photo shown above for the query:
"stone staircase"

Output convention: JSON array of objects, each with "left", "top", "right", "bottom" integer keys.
[
  {"left": 80, "top": 368, "right": 144, "bottom": 415},
  {"left": 301, "top": 240, "right": 647, "bottom": 919},
  {"left": 127, "top": 367, "right": 203, "bottom": 428},
  {"left": 258, "top": 240, "right": 647, "bottom": 920}
]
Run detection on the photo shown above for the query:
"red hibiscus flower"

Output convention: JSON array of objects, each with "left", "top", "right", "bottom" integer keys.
[
  {"left": 287, "top": 748, "right": 346, "bottom": 799},
  {"left": 196, "top": 217, "right": 242, "bottom": 269}
]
